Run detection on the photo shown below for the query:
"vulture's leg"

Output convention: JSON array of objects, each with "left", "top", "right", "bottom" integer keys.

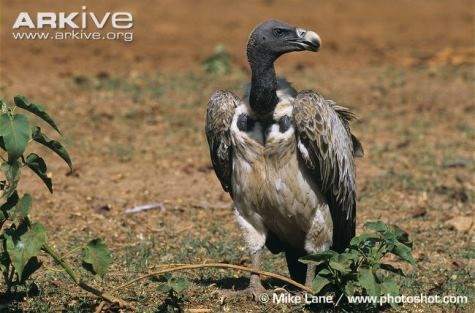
[
  {"left": 305, "top": 263, "right": 317, "bottom": 288},
  {"left": 233, "top": 209, "right": 267, "bottom": 296},
  {"left": 285, "top": 250, "right": 316, "bottom": 287},
  {"left": 285, "top": 249, "right": 307, "bottom": 284},
  {"left": 300, "top": 205, "right": 334, "bottom": 287},
  {"left": 248, "top": 249, "right": 265, "bottom": 293}
]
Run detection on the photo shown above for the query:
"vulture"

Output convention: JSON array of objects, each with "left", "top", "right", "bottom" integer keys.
[{"left": 205, "top": 20, "right": 363, "bottom": 293}]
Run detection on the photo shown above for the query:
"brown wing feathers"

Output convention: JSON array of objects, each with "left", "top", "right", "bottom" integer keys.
[
  {"left": 205, "top": 90, "right": 240, "bottom": 194},
  {"left": 293, "top": 91, "right": 361, "bottom": 252}
]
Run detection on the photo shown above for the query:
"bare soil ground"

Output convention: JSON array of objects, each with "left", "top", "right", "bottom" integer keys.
[{"left": 0, "top": 0, "right": 474, "bottom": 312}]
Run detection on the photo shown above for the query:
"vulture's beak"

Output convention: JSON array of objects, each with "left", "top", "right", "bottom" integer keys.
[{"left": 290, "top": 28, "right": 321, "bottom": 52}]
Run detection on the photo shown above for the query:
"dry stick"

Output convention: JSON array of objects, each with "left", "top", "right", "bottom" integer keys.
[
  {"left": 111, "top": 263, "right": 314, "bottom": 294},
  {"left": 61, "top": 245, "right": 83, "bottom": 259},
  {"left": 42, "top": 243, "right": 130, "bottom": 308},
  {"left": 94, "top": 301, "right": 107, "bottom": 313}
]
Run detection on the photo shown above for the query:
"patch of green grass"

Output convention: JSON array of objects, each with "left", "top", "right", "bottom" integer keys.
[
  {"left": 108, "top": 144, "right": 135, "bottom": 162},
  {"left": 383, "top": 66, "right": 407, "bottom": 88},
  {"left": 429, "top": 65, "right": 473, "bottom": 81},
  {"left": 202, "top": 45, "right": 232, "bottom": 75},
  {"left": 456, "top": 124, "right": 475, "bottom": 136},
  {"left": 401, "top": 263, "right": 474, "bottom": 312},
  {"left": 122, "top": 239, "right": 155, "bottom": 272},
  {"left": 72, "top": 73, "right": 165, "bottom": 103}
]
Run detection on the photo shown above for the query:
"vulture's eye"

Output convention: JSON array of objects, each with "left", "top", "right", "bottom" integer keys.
[{"left": 273, "top": 28, "right": 285, "bottom": 37}]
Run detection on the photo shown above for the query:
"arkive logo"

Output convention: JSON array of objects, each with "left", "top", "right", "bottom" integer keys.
[
  {"left": 12, "top": 6, "right": 133, "bottom": 29},
  {"left": 11, "top": 6, "right": 134, "bottom": 42}
]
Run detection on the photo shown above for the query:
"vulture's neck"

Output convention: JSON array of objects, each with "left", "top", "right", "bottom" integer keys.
[{"left": 249, "top": 55, "right": 279, "bottom": 118}]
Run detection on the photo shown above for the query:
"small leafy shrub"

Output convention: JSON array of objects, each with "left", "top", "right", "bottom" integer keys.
[
  {"left": 156, "top": 273, "right": 189, "bottom": 313},
  {"left": 0, "top": 96, "right": 110, "bottom": 295},
  {"left": 82, "top": 238, "right": 111, "bottom": 277},
  {"left": 202, "top": 45, "right": 231, "bottom": 75},
  {"left": 300, "top": 221, "right": 416, "bottom": 307}
]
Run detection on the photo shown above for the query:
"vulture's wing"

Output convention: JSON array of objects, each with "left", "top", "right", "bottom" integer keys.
[
  {"left": 293, "top": 91, "right": 363, "bottom": 252},
  {"left": 205, "top": 90, "right": 240, "bottom": 195}
]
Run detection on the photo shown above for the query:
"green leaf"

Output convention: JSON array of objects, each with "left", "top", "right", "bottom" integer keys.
[
  {"left": 329, "top": 254, "right": 352, "bottom": 274},
  {"left": 312, "top": 274, "right": 331, "bottom": 294},
  {"left": 344, "top": 250, "right": 361, "bottom": 262},
  {"left": 380, "top": 263, "right": 405, "bottom": 276},
  {"left": 350, "top": 233, "right": 381, "bottom": 247},
  {"left": 381, "top": 232, "right": 397, "bottom": 252},
  {"left": 364, "top": 222, "right": 413, "bottom": 249},
  {"left": 391, "top": 225, "right": 412, "bottom": 248},
  {"left": 31, "top": 127, "right": 72, "bottom": 169},
  {"left": 380, "top": 278, "right": 399, "bottom": 296},
  {"left": 11, "top": 193, "right": 32, "bottom": 222},
  {"left": 157, "top": 283, "right": 172, "bottom": 293},
  {"left": 14, "top": 96, "right": 61, "bottom": 134},
  {"left": 170, "top": 277, "right": 189, "bottom": 293},
  {"left": 391, "top": 242, "right": 416, "bottom": 266},
  {"left": 344, "top": 281, "right": 358, "bottom": 296},
  {"left": 5, "top": 222, "right": 46, "bottom": 281},
  {"left": 1, "top": 161, "right": 22, "bottom": 199},
  {"left": 0, "top": 113, "right": 30, "bottom": 161},
  {"left": 380, "top": 279, "right": 400, "bottom": 307},
  {"left": 358, "top": 267, "right": 380, "bottom": 297},
  {"left": 25, "top": 153, "right": 52, "bottom": 193},
  {"left": 162, "top": 272, "right": 172, "bottom": 281},
  {"left": 317, "top": 268, "right": 333, "bottom": 278},
  {"left": 368, "top": 245, "right": 385, "bottom": 262},
  {"left": 363, "top": 221, "right": 388, "bottom": 232},
  {"left": 299, "top": 250, "right": 337, "bottom": 265},
  {"left": 82, "top": 239, "right": 111, "bottom": 277}
]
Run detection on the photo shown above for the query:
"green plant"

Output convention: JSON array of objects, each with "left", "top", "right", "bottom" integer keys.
[
  {"left": 156, "top": 273, "right": 189, "bottom": 313},
  {"left": 300, "top": 221, "right": 416, "bottom": 308},
  {"left": 0, "top": 96, "right": 112, "bottom": 301},
  {"left": 202, "top": 45, "right": 231, "bottom": 75}
]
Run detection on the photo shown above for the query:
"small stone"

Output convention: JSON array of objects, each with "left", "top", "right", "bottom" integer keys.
[
  {"left": 452, "top": 259, "right": 464, "bottom": 267},
  {"left": 95, "top": 205, "right": 111, "bottom": 215},
  {"left": 443, "top": 158, "right": 468, "bottom": 168},
  {"left": 412, "top": 207, "right": 427, "bottom": 218},
  {"left": 455, "top": 173, "right": 473, "bottom": 184},
  {"left": 445, "top": 216, "right": 474, "bottom": 233},
  {"left": 468, "top": 259, "right": 475, "bottom": 272}
]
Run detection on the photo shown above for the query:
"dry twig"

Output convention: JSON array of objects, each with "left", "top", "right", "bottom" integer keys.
[{"left": 110, "top": 263, "right": 313, "bottom": 294}]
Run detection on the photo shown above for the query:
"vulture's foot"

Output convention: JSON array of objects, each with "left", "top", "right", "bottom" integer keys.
[
  {"left": 217, "top": 274, "right": 268, "bottom": 302},
  {"left": 247, "top": 273, "right": 267, "bottom": 297}
]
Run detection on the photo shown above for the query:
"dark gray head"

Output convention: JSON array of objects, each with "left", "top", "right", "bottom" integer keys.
[
  {"left": 246, "top": 20, "right": 321, "bottom": 117},
  {"left": 247, "top": 20, "right": 321, "bottom": 66}
]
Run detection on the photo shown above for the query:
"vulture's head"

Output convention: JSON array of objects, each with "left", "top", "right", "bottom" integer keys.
[{"left": 247, "top": 20, "right": 321, "bottom": 65}]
